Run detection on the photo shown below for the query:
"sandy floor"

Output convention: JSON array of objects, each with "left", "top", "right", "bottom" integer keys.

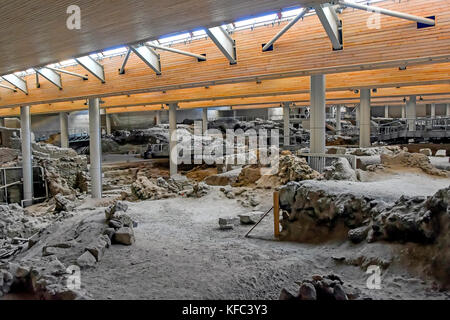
[{"left": 76, "top": 172, "right": 449, "bottom": 300}]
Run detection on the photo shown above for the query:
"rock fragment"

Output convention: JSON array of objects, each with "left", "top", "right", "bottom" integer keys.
[{"left": 114, "top": 227, "right": 135, "bottom": 245}]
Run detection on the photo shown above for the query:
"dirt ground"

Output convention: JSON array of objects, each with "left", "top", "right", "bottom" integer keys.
[{"left": 72, "top": 171, "right": 449, "bottom": 300}]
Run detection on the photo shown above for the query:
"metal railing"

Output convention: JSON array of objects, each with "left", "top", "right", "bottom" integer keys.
[
  {"left": 377, "top": 117, "right": 450, "bottom": 141},
  {"left": 0, "top": 166, "right": 48, "bottom": 206}
]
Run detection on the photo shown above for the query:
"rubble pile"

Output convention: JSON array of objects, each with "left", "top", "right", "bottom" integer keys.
[
  {"left": 218, "top": 186, "right": 260, "bottom": 208},
  {"left": 102, "top": 162, "right": 170, "bottom": 192},
  {"left": 280, "top": 274, "right": 366, "bottom": 300},
  {"left": 130, "top": 176, "right": 210, "bottom": 201},
  {"left": 380, "top": 152, "right": 448, "bottom": 177},
  {"left": 0, "top": 199, "right": 141, "bottom": 299},
  {"left": 276, "top": 154, "right": 320, "bottom": 184},
  {"left": 232, "top": 154, "right": 319, "bottom": 188},
  {"left": 323, "top": 158, "right": 357, "bottom": 181},
  {"left": 0, "top": 256, "right": 90, "bottom": 299},
  {"left": 345, "top": 145, "right": 404, "bottom": 156},
  {"left": 104, "top": 201, "right": 136, "bottom": 246},
  {"left": 0, "top": 204, "right": 51, "bottom": 260},
  {"left": 367, "top": 187, "right": 449, "bottom": 244}
]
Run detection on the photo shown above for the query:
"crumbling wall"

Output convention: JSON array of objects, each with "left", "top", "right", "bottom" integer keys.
[
  {"left": 32, "top": 143, "right": 88, "bottom": 196},
  {"left": 278, "top": 182, "right": 450, "bottom": 287},
  {"left": 380, "top": 151, "right": 448, "bottom": 177}
]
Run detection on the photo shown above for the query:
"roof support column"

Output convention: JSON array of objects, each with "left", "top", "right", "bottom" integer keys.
[
  {"left": 89, "top": 98, "right": 102, "bottom": 199},
  {"left": 310, "top": 75, "right": 326, "bottom": 154},
  {"left": 336, "top": 105, "right": 342, "bottom": 134},
  {"left": 155, "top": 110, "right": 161, "bottom": 125},
  {"left": 0, "top": 118, "right": 4, "bottom": 127},
  {"left": 59, "top": 112, "right": 69, "bottom": 148},
  {"left": 310, "top": 75, "right": 326, "bottom": 171},
  {"left": 384, "top": 105, "right": 389, "bottom": 118},
  {"left": 359, "top": 89, "right": 371, "bottom": 148},
  {"left": 401, "top": 105, "right": 406, "bottom": 119},
  {"left": 20, "top": 106, "right": 33, "bottom": 207},
  {"left": 446, "top": 104, "right": 450, "bottom": 117},
  {"left": 283, "top": 102, "right": 290, "bottom": 146},
  {"left": 355, "top": 105, "right": 360, "bottom": 128},
  {"left": 430, "top": 103, "right": 436, "bottom": 118},
  {"left": 406, "top": 96, "right": 417, "bottom": 131},
  {"left": 105, "top": 114, "right": 112, "bottom": 135},
  {"left": 169, "top": 103, "right": 178, "bottom": 177},
  {"left": 202, "top": 108, "right": 208, "bottom": 134}
]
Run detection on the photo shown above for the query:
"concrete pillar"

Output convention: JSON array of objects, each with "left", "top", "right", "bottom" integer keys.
[
  {"left": 384, "top": 105, "right": 389, "bottom": 118},
  {"left": 359, "top": 89, "right": 371, "bottom": 148},
  {"left": 336, "top": 105, "right": 342, "bottom": 134},
  {"left": 155, "top": 110, "right": 161, "bottom": 125},
  {"left": 310, "top": 75, "right": 326, "bottom": 154},
  {"left": 88, "top": 98, "right": 102, "bottom": 199},
  {"left": 447, "top": 104, "right": 450, "bottom": 117},
  {"left": 105, "top": 114, "right": 112, "bottom": 135},
  {"left": 20, "top": 106, "right": 33, "bottom": 206},
  {"left": 401, "top": 105, "right": 406, "bottom": 119},
  {"left": 202, "top": 108, "right": 208, "bottom": 134},
  {"left": 283, "top": 102, "right": 290, "bottom": 146},
  {"left": 59, "top": 112, "right": 69, "bottom": 148},
  {"left": 430, "top": 103, "right": 436, "bottom": 118},
  {"left": 406, "top": 96, "right": 417, "bottom": 131},
  {"left": 0, "top": 118, "right": 4, "bottom": 127},
  {"left": 355, "top": 105, "right": 360, "bottom": 128},
  {"left": 169, "top": 103, "right": 178, "bottom": 177}
]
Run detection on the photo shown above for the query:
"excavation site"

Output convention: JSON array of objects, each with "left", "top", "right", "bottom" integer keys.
[{"left": 0, "top": 0, "right": 449, "bottom": 311}]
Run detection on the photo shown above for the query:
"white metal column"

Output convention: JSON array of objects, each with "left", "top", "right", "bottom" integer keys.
[
  {"left": 283, "top": 102, "right": 290, "bottom": 146},
  {"left": 430, "top": 103, "right": 436, "bottom": 118},
  {"left": 336, "top": 105, "right": 342, "bottom": 134},
  {"left": 447, "top": 104, "right": 450, "bottom": 117},
  {"left": 169, "top": 103, "right": 178, "bottom": 177},
  {"left": 310, "top": 75, "right": 326, "bottom": 154},
  {"left": 20, "top": 106, "right": 33, "bottom": 206},
  {"left": 202, "top": 108, "right": 208, "bottom": 134},
  {"left": 359, "top": 89, "right": 371, "bottom": 148},
  {"left": 155, "top": 110, "right": 161, "bottom": 125},
  {"left": 355, "top": 105, "right": 360, "bottom": 128},
  {"left": 406, "top": 96, "right": 417, "bottom": 131},
  {"left": 89, "top": 98, "right": 102, "bottom": 199},
  {"left": 59, "top": 112, "right": 69, "bottom": 148},
  {"left": 401, "top": 105, "right": 406, "bottom": 119},
  {"left": 105, "top": 114, "right": 112, "bottom": 135},
  {"left": 384, "top": 105, "right": 389, "bottom": 118}
]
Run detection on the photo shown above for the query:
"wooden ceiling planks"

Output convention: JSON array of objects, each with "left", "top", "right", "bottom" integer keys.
[{"left": 0, "top": 0, "right": 448, "bottom": 109}]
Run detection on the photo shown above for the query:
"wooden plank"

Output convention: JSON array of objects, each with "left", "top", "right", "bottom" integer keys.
[{"left": 273, "top": 191, "right": 280, "bottom": 238}]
